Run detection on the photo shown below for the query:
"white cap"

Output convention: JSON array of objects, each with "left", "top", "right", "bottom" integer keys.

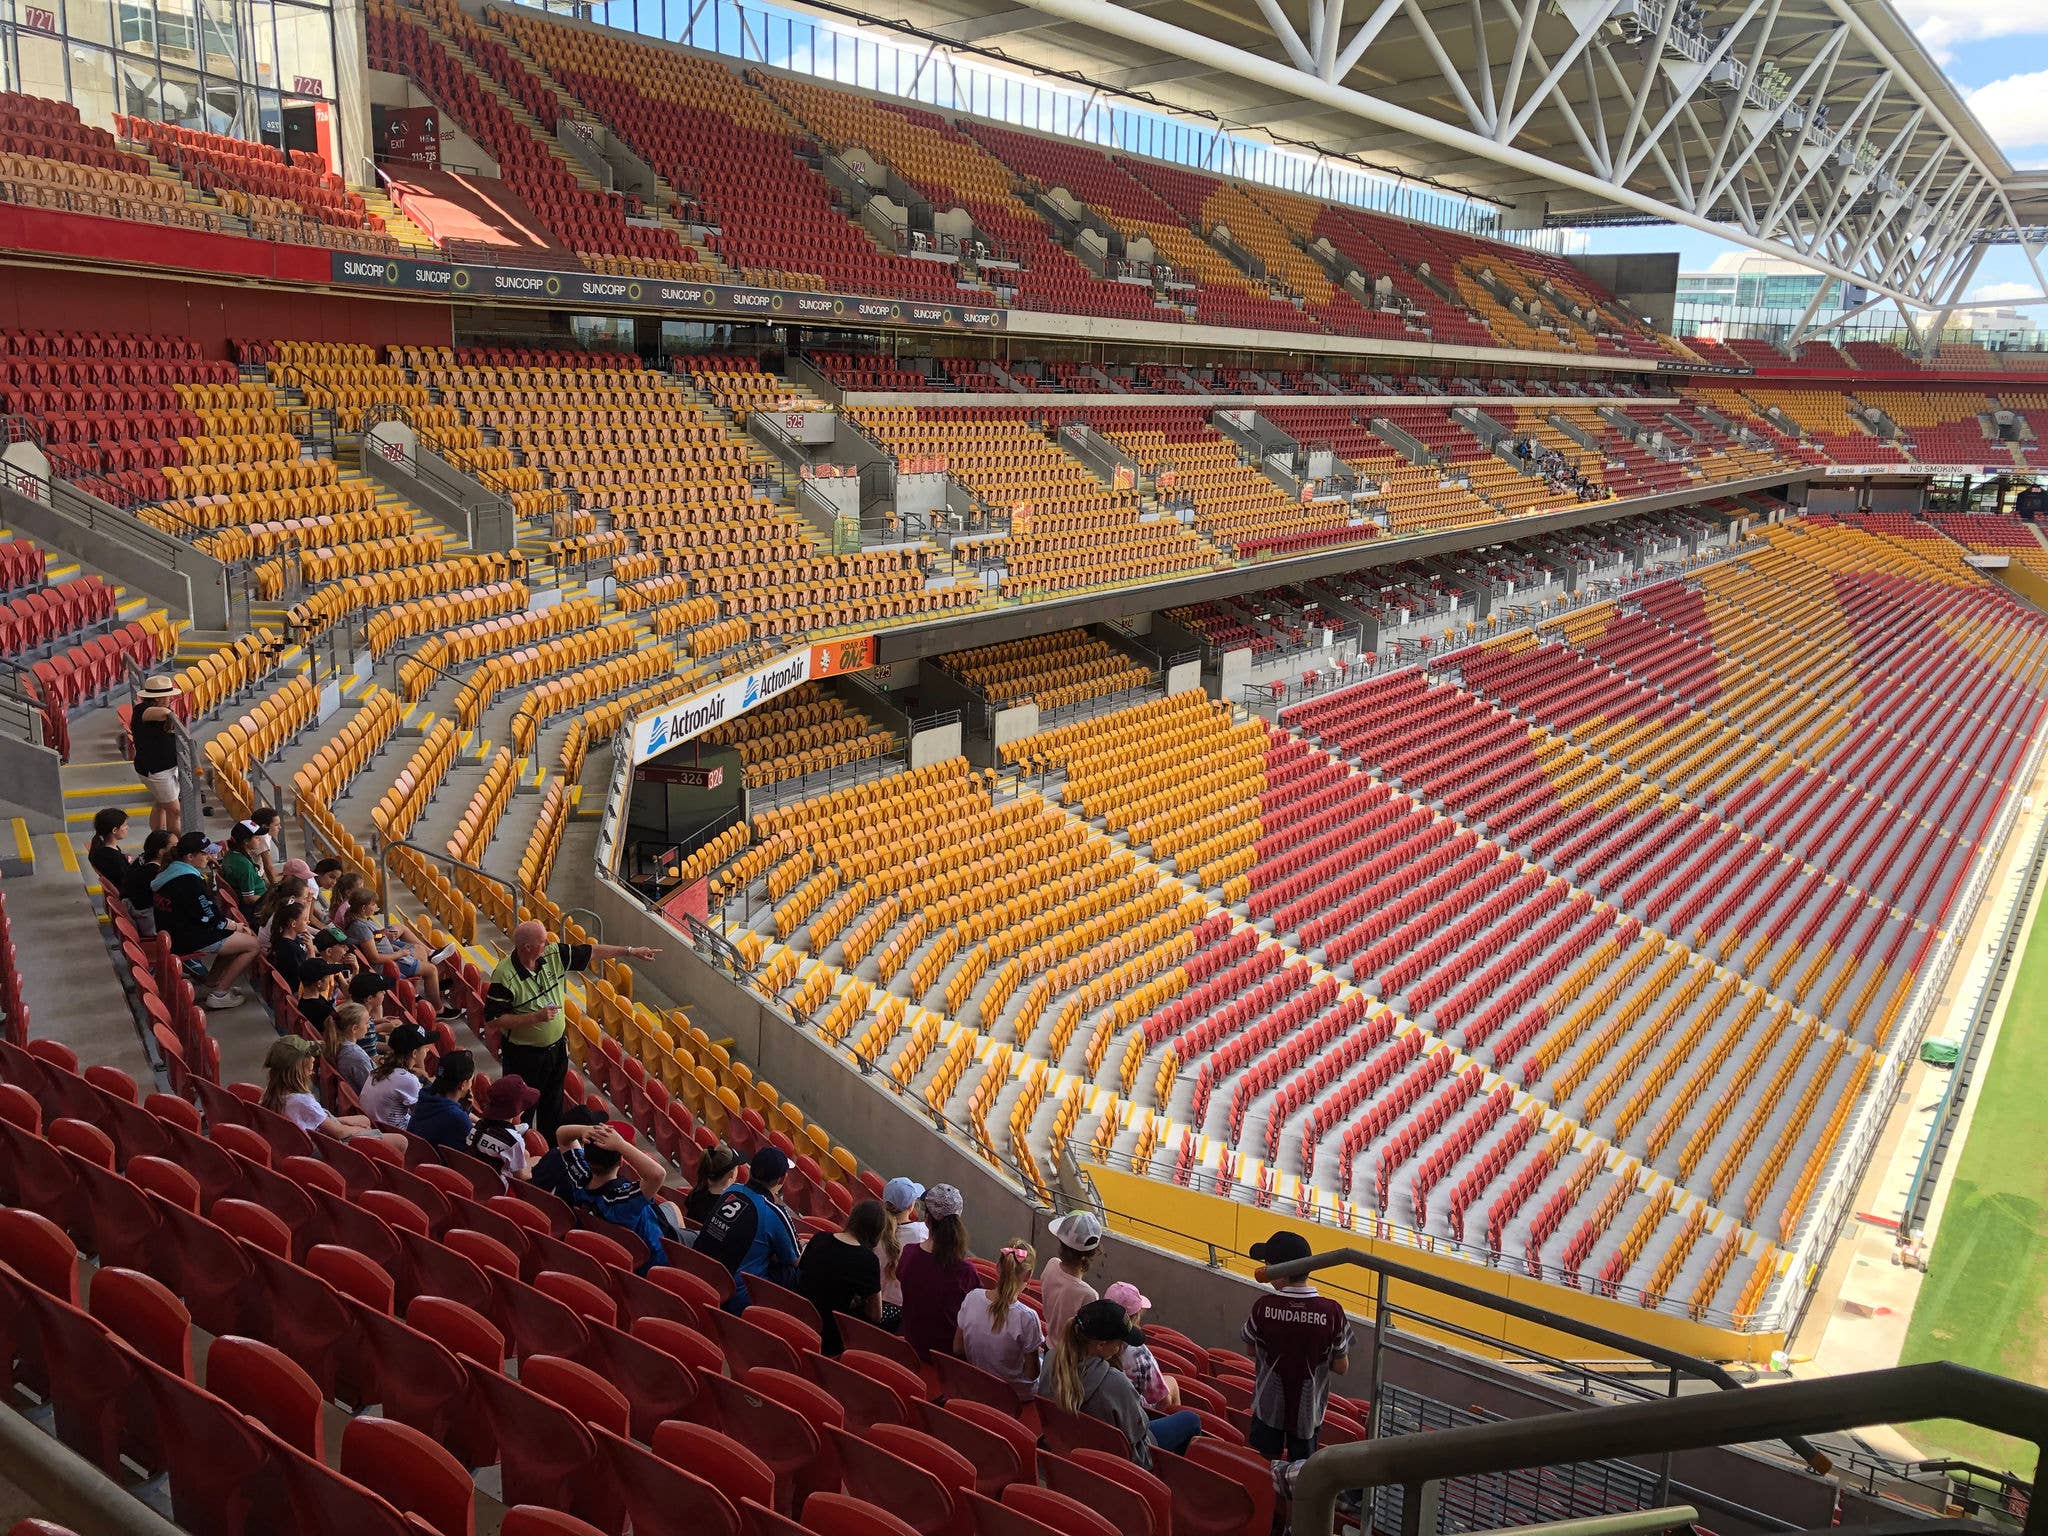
[{"left": 1049, "top": 1210, "right": 1104, "bottom": 1253}]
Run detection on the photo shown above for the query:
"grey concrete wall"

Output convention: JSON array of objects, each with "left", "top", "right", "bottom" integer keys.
[
  {"left": 0, "top": 486, "right": 213, "bottom": 628},
  {"left": 896, "top": 471, "right": 950, "bottom": 523},
  {"left": 1166, "top": 657, "right": 1203, "bottom": 694},
  {"left": 359, "top": 425, "right": 515, "bottom": 551},
  {"left": 991, "top": 703, "right": 1040, "bottom": 748},
  {"left": 1145, "top": 611, "right": 1210, "bottom": 663},
  {"left": 907, "top": 666, "right": 982, "bottom": 728},
  {"left": 1805, "top": 485, "right": 1861, "bottom": 514},
  {"left": 1566, "top": 252, "right": 1681, "bottom": 334},
  {"left": 0, "top": 730, "right": 64, "bottom": 822},
  {"left": 909, "top": 719, "right": 963, "bottom": 769},
  {"left": 1217, "top": 647, "right": 1253, "bottom": 700}
]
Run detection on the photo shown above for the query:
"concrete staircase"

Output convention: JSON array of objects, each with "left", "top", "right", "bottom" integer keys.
[
  {"left": 665, "top": 379, "right": 814, "bottom": 541},
  {"left": 130, "top": 149, "right": 230, "bottom": 223},
  {"left": 469, "top": 5, "right": 734, "bottom": 280},
  {"left": 410, "top": 2, "right": 607, "bottom": 198},
  {"left": 356, "top": 184, "right": 438, "bottom": 252}
]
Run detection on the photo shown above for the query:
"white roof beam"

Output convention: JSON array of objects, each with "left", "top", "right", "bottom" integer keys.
[{"left": 994, "top": 0, "right": 1951, "bottom": 302}]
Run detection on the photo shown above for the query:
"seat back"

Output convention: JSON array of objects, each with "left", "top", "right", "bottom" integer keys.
[
  {"left": 1042, "top": 1450, "right": 1159, "bottom": 1536},
  {"left": 341, "top": 1416, "right": 474, "bottom": 1536},
  {"left": 205, "top": 1334, "right": 323, "bottom": 1455},
  {"left": 1002, "top": 1484, "right": 1121, "bottom": 1536},
  {"left": 596, "top": 1426, "right": 745, "bottom": 1536},
  {"left": 827, "top": 1428, "right": 952, "bottom": 1536}
]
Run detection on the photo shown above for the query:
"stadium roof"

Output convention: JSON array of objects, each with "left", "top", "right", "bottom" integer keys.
[{"left": 852, "top": 0, "right": 2048, "bottom": 317}]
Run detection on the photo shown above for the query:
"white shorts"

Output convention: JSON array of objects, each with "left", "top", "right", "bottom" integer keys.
[{"left": 144, "top": 768, "right": 181, "bottom": 807}]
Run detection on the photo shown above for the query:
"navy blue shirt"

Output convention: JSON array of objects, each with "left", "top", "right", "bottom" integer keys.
[
  {"left": 570, "top": 1173, "right": 678, "bottom": 1271},
  {"left": 407, "top": 1089, "right": 473, "bottom": 1150}
]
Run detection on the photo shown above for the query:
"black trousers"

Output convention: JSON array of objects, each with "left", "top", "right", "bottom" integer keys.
[{"left": 499, "top": 1036, "right": 570, "bottom": 1140}]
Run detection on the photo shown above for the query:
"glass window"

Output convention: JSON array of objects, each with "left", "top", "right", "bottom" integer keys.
[
  {"left": 14, "top": 24, "right": 67, "bottom": 101},
  {"left": 197, "top": 0, "right": 235, "bottom": 74},
  {"left": 150, "top": 0, "right": 199, "bottom": 65},
  {"left": 68, "top": 0, "right": 114, "bottom": 50},
  {"left": 68, "top": 39, "right": 117, "bottom": 120},
  {"left": 573, "top": 313, "right": 638, "bottom": 349}
]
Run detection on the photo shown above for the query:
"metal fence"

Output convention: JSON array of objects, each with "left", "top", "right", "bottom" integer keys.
[{"left": 1373, "top": 1385, "right": 1663, "bottom": 1536}]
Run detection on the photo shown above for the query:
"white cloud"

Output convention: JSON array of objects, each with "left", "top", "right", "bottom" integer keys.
[
  {"left": 1968, "top": 281, "right": 2041, "bottom": 303},
  {"left": 1895, "top": 0, "right": 2048, "bottom": 66},
  {"left": 1965, "top": 71, "right": 2048, "bottom": 151}
]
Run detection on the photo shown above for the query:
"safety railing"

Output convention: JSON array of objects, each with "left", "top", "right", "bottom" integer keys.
[
  {"left": 553, "top": 117, "right": 613, "bottom": 190},
  {"left": 358, "top": 406, "right": 534, "bottom": 550},
  {"left": 373, "top": 831, "right": 521, "bottom": 927},
  {"left": 1900, "top": 796, "right": 2048, "bottom": 1235},
  {"left": 0, "top": 455, "right": 251, "bottom": 632},
  {"left": 1288, "top": 1355, "right": 2042, "bottom": 1536}
]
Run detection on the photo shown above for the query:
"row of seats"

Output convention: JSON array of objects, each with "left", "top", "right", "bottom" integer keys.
[{"left": 935, "top": 631, "right": 1155, "bottom": 713}]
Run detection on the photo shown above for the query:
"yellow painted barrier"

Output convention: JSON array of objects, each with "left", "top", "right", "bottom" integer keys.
[{"left": 1085, "top": 1162, "right": 1787, "bottom": 1367}]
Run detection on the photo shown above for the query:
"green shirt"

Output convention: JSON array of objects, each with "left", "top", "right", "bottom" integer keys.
[
  {"left": 484, "top": 941, "right": 592, "bottom": 1048},
  {"left": 220, "top": 848, "right": 267, "bottom": 902}
]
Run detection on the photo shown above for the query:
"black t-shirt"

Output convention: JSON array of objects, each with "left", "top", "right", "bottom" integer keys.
[
  {"left": 87, "top": 840, "right": 129, "bottom": 891},
  {"left": 119, "top": 860, "right": 160, "bottom": 921},
  {"left": 795, "top": 1232, "right": 882, "bottom": 1355},
  {"left": 270, "top": 934, "right": 314, "bottom": 989},
  {"left": 131, "top": 710, "right": 177, "bottom": 775},
  {"left": 684, "top": 1182, "right": 725, "bottom": 1228}
]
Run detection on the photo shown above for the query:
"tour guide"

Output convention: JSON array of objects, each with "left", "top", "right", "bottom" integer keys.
[{"left": 486, "top": 919, "right": 659, "bottom": 1137}]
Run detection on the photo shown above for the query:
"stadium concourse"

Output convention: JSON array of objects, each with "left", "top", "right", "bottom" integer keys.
[{"left": 4, "top": 0, "right": 2048, "bottom": 1527}]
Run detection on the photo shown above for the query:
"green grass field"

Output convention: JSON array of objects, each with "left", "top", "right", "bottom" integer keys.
[{"left": 1894, "top": 886, "right": 2048, "bottom": 1479}]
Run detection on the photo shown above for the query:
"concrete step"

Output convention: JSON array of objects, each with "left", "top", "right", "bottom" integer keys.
[{"left": 357, "top": 185, "right": 437, "bottom": 252}]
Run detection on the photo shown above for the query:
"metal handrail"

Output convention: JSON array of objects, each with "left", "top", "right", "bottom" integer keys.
[
  {"left": 361, "top": 404, "right": 533, "bottom": 515},
  {"left": 1457, "top": 1509, "right": 1697, "bottom": 1536},
  {"left": 1, "top": 456, "right": 244, "bottom": 620},
  {"left": 1290, "top": 1360, "right": 2044, "bottom": 1536},
  {"left": 1898, "top": 805, "right": 2048, "bottom": 1234},
  {"left": 372, "top": 830, "right": 520, "bottom": 920},
  {"left": 384, "top": 638, "right": 471, "bottom": 698}
]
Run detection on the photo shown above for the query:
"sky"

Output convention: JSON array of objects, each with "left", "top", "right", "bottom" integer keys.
[{"left": 1583, "top": 0, "right": 2048, "bottom": 308}]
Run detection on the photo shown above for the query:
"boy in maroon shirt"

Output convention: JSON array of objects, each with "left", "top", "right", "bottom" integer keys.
[{"left": 1244, "top": 1229, "right": 1353, "bottom": 1460}]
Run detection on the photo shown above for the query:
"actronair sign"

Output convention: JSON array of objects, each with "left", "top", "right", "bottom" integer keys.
[{"left": 627, "top": 638, "right": 874, "bottom": 765}]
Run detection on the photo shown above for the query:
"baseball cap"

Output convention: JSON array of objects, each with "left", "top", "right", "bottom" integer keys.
[
  {"left": 922, "top": 1183, "right": 963, "bottom": 1220},
  {"left": 749, "top": 1147, "right": 790, "bottom": 1185},
  {"left": 882, "top": 1176, "right": 925, "bottom": 1211},
  {"left": 1248, "top": 1230, "right": 1313, "bottom": 1267},
  {"left": 349, "top": 972, "right": 396, "bottom": 1002},
  {"left": 297, "top": 959, "right": 351, "bottom": 985},
  {"left": 482, "top": 1074, "right": 540, "bottom": 1120},
  {"left": 174, "top": 831, "right": 221, "bottom": 858},
  {"left": 281, "top": 858, "right": 315, "bottom": 881},
  {"left": 1048, "top": 1210, "right": 1103, "bottom": 1253},
  {"left": 1104, "top": 1280, "right": 1152, "bottom": 1314},
  {"left": 263, "top": 1035, "right": 318, "bottom": 1073},
  {"left": 1073, "top": 1298, "right": 1145, "bottom": 1347},
  {"left": 315, "top": 927, "right": 350, "bottom": 950},
  {"left": 384, "top": 1022, "right": 430, "bottom": 1059}
]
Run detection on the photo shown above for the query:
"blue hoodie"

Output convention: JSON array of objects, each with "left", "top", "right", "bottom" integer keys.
[{"left": 150, "top": 859, "right": 231, "bottom": 955}]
